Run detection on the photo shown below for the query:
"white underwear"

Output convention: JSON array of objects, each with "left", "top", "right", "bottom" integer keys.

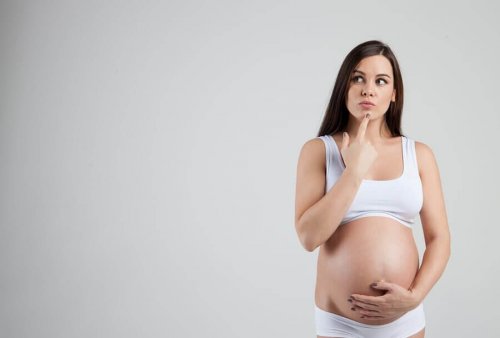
[{"left": 315, "top": 302, "right": 425, "bottom": 338}]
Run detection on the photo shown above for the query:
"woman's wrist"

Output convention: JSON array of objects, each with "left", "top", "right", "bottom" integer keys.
[{"left": 409, "top": 287, "right": 425, "bottom": 306}]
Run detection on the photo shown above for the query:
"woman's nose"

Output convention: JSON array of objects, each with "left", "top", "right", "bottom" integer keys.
[{"left": 362, "top": 85, "right": 375, "bottom": 96}]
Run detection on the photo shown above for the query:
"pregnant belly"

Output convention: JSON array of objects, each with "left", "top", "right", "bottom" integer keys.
[{"left": 315, "top": 216, "right": 420, "bottom": 325}]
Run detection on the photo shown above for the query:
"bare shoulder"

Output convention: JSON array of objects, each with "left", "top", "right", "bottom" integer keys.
[
  {"left": 296, "top": 137, "right": 328, "bottom": 173},
  {"left": 295, "top": 137, "right": 327, "bottom": 224},
  {"left": 414, "top": 140, "right": 450, "bottom": 242},
  {"left": 414, "top": 140, "right": 439, "bottom": 176}
]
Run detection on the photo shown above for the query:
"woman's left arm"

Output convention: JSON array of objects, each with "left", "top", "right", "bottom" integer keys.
[
  {"left": 350, "top": 141, "right": 451, "bottom": 320},
  {"left": 406, "top": 141, "right": 451, "bottom": 302}
]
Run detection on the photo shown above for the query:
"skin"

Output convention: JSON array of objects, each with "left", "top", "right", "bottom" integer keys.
[
  {"left": 343, "top": 56, "right": 450, "bottom": 321},
  {"left": 302, "top": 55, "right": 451, "bottom": 337},
  {"left": 344, "top": 55, "right": 396, "bottom": 146}
]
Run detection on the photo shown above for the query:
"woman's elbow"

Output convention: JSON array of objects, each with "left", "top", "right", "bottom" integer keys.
[
  {"left": 302, "top": 236, "right": 317, "bottom": 252},
  {"left": 296, "top": 220, "right": 317, "bottom": 252}
]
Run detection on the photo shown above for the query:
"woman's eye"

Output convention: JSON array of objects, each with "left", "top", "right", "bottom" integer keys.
[{"left": 351, "top": 76, "right": 388, "bottom": 85}]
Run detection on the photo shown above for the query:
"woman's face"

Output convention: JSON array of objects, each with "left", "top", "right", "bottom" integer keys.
[{"left": 345, "top": 55, "right": 396, "bottom": 121}]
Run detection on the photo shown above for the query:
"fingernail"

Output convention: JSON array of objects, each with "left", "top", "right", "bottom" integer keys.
[{"left": 370, "top": 283, "right": 377, "bottom": 287}]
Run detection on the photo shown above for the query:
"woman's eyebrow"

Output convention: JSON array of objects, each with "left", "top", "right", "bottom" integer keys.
[{"left": 353, "top": 69, "right": 391, "bottom": 78}]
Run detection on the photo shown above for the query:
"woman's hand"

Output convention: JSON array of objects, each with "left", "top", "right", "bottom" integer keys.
[
  {"left": 348, "top": 281, "right": 421, "bottom": 321},
  {"left": 340, "top": 113, "right": 378, "bottom": 180}
]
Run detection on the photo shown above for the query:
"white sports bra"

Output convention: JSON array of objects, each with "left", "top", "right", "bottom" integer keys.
[{"left": 317, "top": 134, "right": 423, "bottom": 228}]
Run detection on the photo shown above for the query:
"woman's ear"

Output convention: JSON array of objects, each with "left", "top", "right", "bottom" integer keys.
[{"left": 392, "top": 90, "right": 396, "bottom": 102}]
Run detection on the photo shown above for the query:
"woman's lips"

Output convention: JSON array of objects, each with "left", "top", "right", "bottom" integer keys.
[{"left": 360, "top": 103, "right": 375, "bottom": 109}]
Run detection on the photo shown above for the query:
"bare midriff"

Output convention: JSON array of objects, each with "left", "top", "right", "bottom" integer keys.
[{"left": 314, "top": 216, "right": 419, "bottom": 325}]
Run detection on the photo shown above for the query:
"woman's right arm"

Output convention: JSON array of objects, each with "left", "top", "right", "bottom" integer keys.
[{"left": 294, "top": 138, "right": 363, "bottom": 252}]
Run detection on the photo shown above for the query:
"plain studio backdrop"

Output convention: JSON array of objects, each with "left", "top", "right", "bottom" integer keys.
[{"left": 1, "top": 1, "right": 499, "bottom": 337}]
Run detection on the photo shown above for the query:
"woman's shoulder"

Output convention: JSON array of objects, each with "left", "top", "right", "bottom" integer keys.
[
  {"left": 301, "top": 135, "right": 326, "bottom": 156},
  {"left": 412, "top": 137, "right": 434, "bottom": 156},
  {"left": 311, "top": 133, "right": 344, "bottom": 151},
  {"left": 296, "top": 136, "right": 328, "bottom": 177},
  {"left": 411, "top": 137, "right": 438, "bottom": 175}
]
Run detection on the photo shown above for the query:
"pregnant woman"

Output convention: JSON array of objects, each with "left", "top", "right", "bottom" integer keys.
[{"left": 294, "top": 40, "right": 451, "bottom": 338}]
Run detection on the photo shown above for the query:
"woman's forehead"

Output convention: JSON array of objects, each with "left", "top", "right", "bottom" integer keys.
[{"left": 354, "top": 55, "right": 393, "bottom": 75}]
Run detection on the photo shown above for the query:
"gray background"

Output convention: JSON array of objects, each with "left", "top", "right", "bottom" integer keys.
[{"left": 1, "top": 0, "right": 498, "bottom": 337}]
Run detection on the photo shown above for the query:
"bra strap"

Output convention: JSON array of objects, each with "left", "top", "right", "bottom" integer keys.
[{"left": 404, "top": 137, "right": 419, "bottom": 176}]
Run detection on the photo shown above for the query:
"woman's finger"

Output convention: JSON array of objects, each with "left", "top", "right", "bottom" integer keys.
[
  {"left": 350, "top": 299, "right": 379, "bottom": 310},
  {"left": 350, "top": 294, "right": 381, "bottom": 307},
  {"left": 357, "top": 113, "right": 370, "bottom": 143},
  {"left": 357, "top": 308, "right": 381, "bottom": 316}
]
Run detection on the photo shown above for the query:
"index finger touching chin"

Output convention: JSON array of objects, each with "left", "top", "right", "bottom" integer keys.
[{"left": 357, "top": 113, "right": 371, "bottom": 141}]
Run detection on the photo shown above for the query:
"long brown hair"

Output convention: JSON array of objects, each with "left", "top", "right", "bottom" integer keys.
[{"left": 317, "top": 40, "right": 405, "bottom": 138}]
